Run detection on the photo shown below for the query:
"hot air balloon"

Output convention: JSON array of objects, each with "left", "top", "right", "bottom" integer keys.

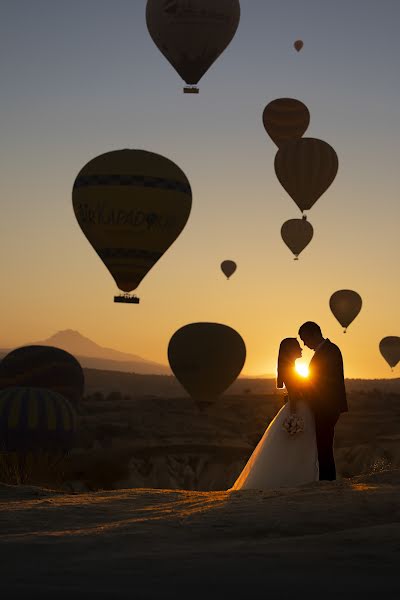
[
  {"left": 0, "top": 346, "right": 84, "bottom": 408},
  {"left": 262, "top": 98, "right": 310, "bottom": 148},
  {"left": 72, "top": 150, "right": 192, "bottom": 303},
  {"left": 329, "top": 290, "right": 362, "bottom": 333},
  {"left": 379, "top": 337, "right": 400, "bottom": 370},
  {"left": 168, "top": 322, "right": 246, "bottom": 409},
  {"left": 0, "top": 387, "right": 77, "bottom": 483},
  {"left": 281, "top": 216, "right": 313, "bottom": 259},
  {"left": 146, "top": 0, "right": 241, "bottom": 93},
  {"left": 221, "top": 260, "right": 237, "bottom": 279},
  {"left": 0, "top": 387, "right": 77, "bottom": 453},
  {"left": 274, "top": 138, "right": 338, "bottom": 213},
  {"left": 294, "top": 40, "right": 303, "bottom": 52}
]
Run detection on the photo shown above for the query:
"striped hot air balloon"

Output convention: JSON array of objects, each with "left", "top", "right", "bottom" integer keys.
[
  {"left": 274, "top": 138, "right": 338, "bottom": 213},
  {"left": 0, "top": 346, "right": 84, "bottom": 408},
  {"left": 262, "top": 98, "right": 310, "bottom": 148},
  {"left": 0, "top": 387, "right": 77, "bottom": 453},
  {"left": 73, "top": 149, "right": 192, "bottom": 302}
]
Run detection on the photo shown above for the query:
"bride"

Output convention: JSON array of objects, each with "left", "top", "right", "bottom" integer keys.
[{"left": 230, "top": 338, "right": 319, "bottom": 490}]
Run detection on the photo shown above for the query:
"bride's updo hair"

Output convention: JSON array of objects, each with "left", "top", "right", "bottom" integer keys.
[{"left": 277, "top": 338, "right": 300, "bottom": 388}]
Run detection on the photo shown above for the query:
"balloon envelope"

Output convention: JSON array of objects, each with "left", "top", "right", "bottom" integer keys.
[
  {"left": 281, "top": 218, "right": 313, "bottom": 259},
  {"left": 379, "top": 337, "right": 400, "bottom": 369},
  {"left": 168, "top": 323, "right": 246, "bottom": 405},
  {"left": 274, "top": 138, "right": 338, "bottom": 213},
  {"left": 329, "top": 290, "right": 362, "bottom": 332},
  {"left": 72, "top": 149, "right": 192, "bottom": 293},
  {"left": 262, "top": 98, "right": 310, "bottom": 148},
  {"left": 0, "top": 387, "right": 77, "bottom": 453},
  {"left": 146, "top": 0, "right": 240, "bottom": 88},
  {"left": 221, "top": 260, "right": 237, "bottom": 279},
  {"left": 0, "top": 346, "right": 84, "bottom": 407},
  {"left": 294, "top": 40, "right": 303, "bottom": 52}
]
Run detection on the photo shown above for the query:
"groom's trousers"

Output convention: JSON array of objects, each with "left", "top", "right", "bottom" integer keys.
[{"left": 315, "top": 414, "right": 339, "bottom": 481}]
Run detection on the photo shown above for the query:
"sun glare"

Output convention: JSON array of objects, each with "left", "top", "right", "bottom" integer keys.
[{"left": 295, "top": 362, "right": 309, "bottom": 378}]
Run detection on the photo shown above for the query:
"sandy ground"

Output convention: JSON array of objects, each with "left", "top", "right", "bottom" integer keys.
[{"left": 1, "top": 470, "right": 400, "bottom": 599}]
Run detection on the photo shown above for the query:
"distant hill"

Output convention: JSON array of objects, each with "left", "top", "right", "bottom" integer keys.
[
  {"left": 0, "top": 329, "right": 171, "bottom": 375},
  {"left": 80, "top": 368, "right": 281, "bottom": 397},
  {"left": 79, "top": 369, "right": 400, "bottom": 398}
]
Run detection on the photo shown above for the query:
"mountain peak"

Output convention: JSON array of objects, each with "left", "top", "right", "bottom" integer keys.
[
  {"left": 28, "top": 330, "right": 170, "bottom": 375},
  {"left": 48, "top": 329, "right": 94, "bottom": 344}
]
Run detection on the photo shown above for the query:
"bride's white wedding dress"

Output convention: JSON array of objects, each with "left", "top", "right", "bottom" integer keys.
[{"left": 230, "top": 400, "right": 319, "bottom": 490}]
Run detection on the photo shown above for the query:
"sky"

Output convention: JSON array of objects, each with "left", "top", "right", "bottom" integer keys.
[{"left": 0, "top": 0, "right": 399, "bottom": 378}]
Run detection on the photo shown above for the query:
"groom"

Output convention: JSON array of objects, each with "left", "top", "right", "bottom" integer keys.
[{"left": 298, "top": 321, "right": 347, "bottom": 481}]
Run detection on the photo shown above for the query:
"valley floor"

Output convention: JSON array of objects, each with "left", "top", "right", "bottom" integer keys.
[{"left": 1, "top": 470, "right": 400, "bottom": 599}]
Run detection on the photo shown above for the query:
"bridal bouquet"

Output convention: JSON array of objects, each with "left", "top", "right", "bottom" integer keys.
[{"left": 282, "top": 414, "right": 305, "bottom": 436}]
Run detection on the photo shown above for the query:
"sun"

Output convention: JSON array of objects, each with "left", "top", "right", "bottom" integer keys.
[{"left": 295, "top": 362, "right": 309, "bottom": 378}]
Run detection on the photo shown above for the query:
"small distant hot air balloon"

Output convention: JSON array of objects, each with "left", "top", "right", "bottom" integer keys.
[
  {"left": 0, "top": 346, "right": 84, "bottom": 408},
  {"left": 329, "top": 290, "right": 362, "bottom": 333},
  {"left": 274, "top": 138, "right": 338, "bottom": 213},
  {"left": 294, "top": 40, "right": 304, "bottom": 52},
  {"left": 146, "top": 0, "right": 241, "bottom": 93},
  {"left": 262, "top": 98, "right": 310, "bottom": 148},
  {"left": 221, "top": 260, "right": 237, "bottom": 279},
  {"left": 72, "top": 150, "right": 192, "bottom": 303},
  {"left": 379, "top": 337, "right": 400, "bottom": 370},
  {"left": 281, "top": 217, "right": 313, "bottom": 259},
  {"left": 168, "top": 322, "right": 246, "bottom": 410}
]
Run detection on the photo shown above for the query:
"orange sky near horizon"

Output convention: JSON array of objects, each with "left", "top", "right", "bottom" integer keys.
[{"left": 0, "top": 1, "right": 399, "bottom": 379}]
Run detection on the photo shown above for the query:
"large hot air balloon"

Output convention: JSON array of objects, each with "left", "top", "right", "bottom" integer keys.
[
  {"left": 281, "top": 217, "right": 313, "bottom": 259},
  {"left": 329, "top": 290, "right": 362, "bottom": 333},
  {"left": 168, "top": 322, "right": 246, "bottom": 409},
  {"left": 146, "top": 0, "right": 241, "bottom": 93},
  {"left": 262, "top": 98, "right": 310, "bottom": 148},
  {"left": 274, "top": 138, "right": 338, "bottom": 213},
  {"left": 294, "top": 40, "right": 304, "bottom": 52},
  {"left": 379, "top": 337, "right": 400, "bottom": 370},
  {"left": 0, "top": 346, "right": 84, "bottom": 408},
  {"left": 73, "top": 150, "right": 192, "bottom": 303},
  {"left": 0, "top": 387, "right": 77, "bottom": 453},
  {"left": 221, "top": 260, "right": 237, "bottom": 279}
]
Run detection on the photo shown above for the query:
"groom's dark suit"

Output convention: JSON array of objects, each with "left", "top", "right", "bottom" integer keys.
[{"left": 308, "top": 339, "right": 347, "bottom": 481}]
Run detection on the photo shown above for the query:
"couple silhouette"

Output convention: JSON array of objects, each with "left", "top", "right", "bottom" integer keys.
[{"left": 231, "top": 321, "right": 347, "bottom": 491}]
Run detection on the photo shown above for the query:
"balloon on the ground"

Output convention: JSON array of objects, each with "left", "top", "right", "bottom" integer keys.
[
  {"left": 0, "top": 346, "right": 84, "bottom": 408},
  {"left": 274, "top": 138, "right": 338, "bottom": 213},
  {"left": 146, "top": 0, "right": 241, "bottom": 92},
  {"left": 168, "top": 323, "right": 246, "bottom": 408},
  {"left": 294, "top": 40, "right": 303, "bottom": 52},
  {"left": 281, "top": 217, "right": 313, "bottom": 259},
  {"left": 221, "top": 260, "right": 237, "bottom": 279},
  {"left": 379, "top": 337, "right": 400, "bottom": 369},
  {"left": 72, "top": 150, "right": 192, "bottom": 297},
  {"left": 0, "top": 387, "right": 77, "bottom": 453},
  {"left": 329, "top": 290, "right": 362, "bottom": 332},
  {"left": 262, "top": 98, "right": 310, "bottom": 148}
]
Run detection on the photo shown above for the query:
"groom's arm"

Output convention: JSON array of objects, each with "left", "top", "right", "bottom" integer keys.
[
  {"left": 323, "top": 346, "right": 346, "bottom": 412},
  {"left": 327, "top": 346, "right": 345, "bottom": 387}
]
